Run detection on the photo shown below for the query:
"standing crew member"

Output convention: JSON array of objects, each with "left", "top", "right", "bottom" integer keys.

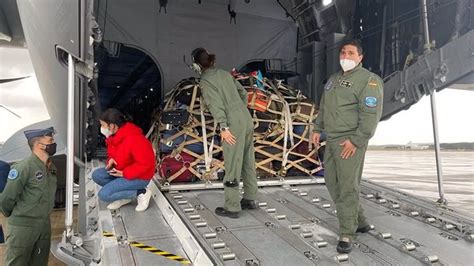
[
  {"left": 191, "top": 47, "right": 258, "bottom": 218},
  {"left": 0, "top": 127, "right": 58, "bottom": 265},
  {"left": 311, "top": 40, "right": 384, "bottom": 253}
]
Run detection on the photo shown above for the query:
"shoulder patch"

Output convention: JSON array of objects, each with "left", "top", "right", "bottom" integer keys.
[
  {"left": 365, "top": 97, "right": 378, "bottom": 108},
  {"left": 324, "top": 80, "right": 333, "bottom": 90},
  {"left": 35, "top": 170, "right": 44, "bottom": 181},
  {"left": 8, "top": 169, "right": 18, "bottom": 180}
]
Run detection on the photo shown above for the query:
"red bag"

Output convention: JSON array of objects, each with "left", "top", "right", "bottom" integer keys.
[
  {"left": 247, "top": 89, "right": 270, "bottom": 112},
  {"left": 293, "top": 141, "right": 315, "bottom": 156},
  {"left": 159, "top": 153, "right": 194, "bottom": 183}
]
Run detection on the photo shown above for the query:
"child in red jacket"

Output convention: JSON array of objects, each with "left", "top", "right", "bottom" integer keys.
[{"left": 92, "top": 108, "right": 156, "bottom": 211}]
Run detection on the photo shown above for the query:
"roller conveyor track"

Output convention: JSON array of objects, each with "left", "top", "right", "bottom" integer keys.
[
  {"left": 165, "top": 181, "right": 474, "bottom": 265},
  {"left": 99, "top": 199, "right": 191, "bottom": 266}
]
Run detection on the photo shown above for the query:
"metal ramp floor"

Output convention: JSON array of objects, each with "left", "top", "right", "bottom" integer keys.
[
  {"left": 164, "top": 183, "right": 474, "bottom": 265},
  {"left": 98, "top": 194, "right": 190, "bottom": 265},
  {"left": 96, "top": 178, "right": 474, "bottom": 265}
]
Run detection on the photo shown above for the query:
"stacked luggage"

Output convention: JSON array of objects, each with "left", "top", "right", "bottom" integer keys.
[{"left": 149, "top": 72, "right": 324, "bottom": 184}]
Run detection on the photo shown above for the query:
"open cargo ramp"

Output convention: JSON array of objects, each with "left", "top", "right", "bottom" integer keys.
[{"left": 91, "top": 165, "right": 474, "bottom": 265}]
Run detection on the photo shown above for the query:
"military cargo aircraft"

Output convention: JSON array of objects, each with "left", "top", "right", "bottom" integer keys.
[{"left": 0, "top": 0, "right": 473, "bottom": 265}]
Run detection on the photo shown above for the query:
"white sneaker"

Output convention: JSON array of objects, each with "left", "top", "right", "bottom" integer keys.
[
  {"left": 136, "top": 188, "right": 152, "bottom": 212},
  {"left": 107, "top": 199, "right": 132, "bottom": 210}
]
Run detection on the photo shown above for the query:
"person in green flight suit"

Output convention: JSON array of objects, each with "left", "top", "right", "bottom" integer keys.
[
  {"left": 311, "top": 40, "right": 384, "bottom": 253},
  {"left": 191, "top": 47, "right": 258, "bottom": 218},
  {"left": 0, "top": 127, "right": 58, "bottom": 265}
]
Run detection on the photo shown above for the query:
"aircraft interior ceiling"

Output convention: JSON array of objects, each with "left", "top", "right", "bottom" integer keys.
[
  {"left": 92, "top": 0, "right": 299, "bottom": 134},
  {"left": 95, "top": 43, "right": 161, "bottom": 130}
]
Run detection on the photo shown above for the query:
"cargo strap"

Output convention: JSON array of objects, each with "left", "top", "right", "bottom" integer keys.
[
  {"left": 153, "top": 73, "right": 323, "bottom": 183},
  {"left": 200, "top": 98, "right": 217, "bottom": 180}
]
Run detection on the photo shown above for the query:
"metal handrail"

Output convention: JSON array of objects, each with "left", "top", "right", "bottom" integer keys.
[
  {"left": 421, "top": 0, "right": 446, "bottom": 204},
  {"left": 65, "top": 54, "right": 75, "bottom": 238}
]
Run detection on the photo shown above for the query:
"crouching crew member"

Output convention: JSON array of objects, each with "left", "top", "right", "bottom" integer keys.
[{"left": 92, "top": 108, "right": 156, "bottom": 212}]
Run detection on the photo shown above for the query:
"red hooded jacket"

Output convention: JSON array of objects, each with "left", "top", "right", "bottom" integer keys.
[{"left": 105, "top": 122, "right": 156, "bottom": 180}]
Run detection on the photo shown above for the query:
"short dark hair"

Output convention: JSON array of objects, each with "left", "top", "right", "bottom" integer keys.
[
  {"left": 100, "top": 108, "right": 130, "bottom": 127},
  {"left": 192, "top": 48, "right": 206, "bottom": 63},
  {"left": 28, "top": 136, "right": 41, "bottom": 150},
  {"left": 340, "top": 39, "right": 364, "bottom": 56},
  {"left": 191, "top": 47, "right": 216, "bottom": 69}
]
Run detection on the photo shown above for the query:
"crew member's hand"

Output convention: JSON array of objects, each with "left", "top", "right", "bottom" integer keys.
[
  {"left": 340, "top": 139, "right": 357, "bottom": 159},
  {"left": 108, "top": 168, "right": 123, "bottom": 177},
  {"left": 221, "top": 130, "right": 237, "bottom": 145},
  {"left": 311, "top": 132, "right": 321, "bottom": 148},
  {"left": 105, "top": 158, "right": 116, "bottom": 170}
]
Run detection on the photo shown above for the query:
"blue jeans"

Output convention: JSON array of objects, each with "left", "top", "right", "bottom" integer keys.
[{"left": 92, "top": 168, "right": 149, "bottom": 202}]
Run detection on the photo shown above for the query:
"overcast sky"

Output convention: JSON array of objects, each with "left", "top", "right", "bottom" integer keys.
[
  {"left": 0, "top": 48, "right": 50, "bottom": 143},
  {"left": 1, "top": 47, "right": 473, "bottom": 144}
]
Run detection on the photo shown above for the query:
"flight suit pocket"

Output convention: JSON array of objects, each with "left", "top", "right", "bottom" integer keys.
[
  {"left": 336, "top": 111, "right": 358, "bottom": 130},
  {"left": 6, "top": 225, "right": 40, "bottom": 248},
  {"left": 29, "top": 179, "right": 46, "bottom": 198},
  {"left": 20, "top": 179, "right": 46, "bottom": 214}
]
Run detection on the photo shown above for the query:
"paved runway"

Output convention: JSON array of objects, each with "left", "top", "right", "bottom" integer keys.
[{"left": 364, "top": 150, "right": 474, "bottom": 214}]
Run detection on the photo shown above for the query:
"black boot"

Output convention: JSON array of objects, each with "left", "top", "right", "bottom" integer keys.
[
  {"left": 356, "top": 224, "right": 373, "bottom": 233},
  {"left": 240, "top": 198, "right": 258, "bottom": 210},
  {"left": 215, "top": 207, "right": 239, "bottom": 219},
  {"left": 336, "top": 238, "right": 352, "bottom": 254}
]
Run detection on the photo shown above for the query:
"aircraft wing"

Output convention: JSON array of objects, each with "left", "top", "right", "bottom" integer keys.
[{"left": 0, "top": 76, "right": 30, "bottom": 84}]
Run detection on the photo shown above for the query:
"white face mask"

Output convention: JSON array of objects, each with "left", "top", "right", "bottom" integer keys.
[
  {"left": 340, "top": 59, "right": 357, "bottom": 72},
  {"left": 100, "top": 127, "right": 112, "bottom": 138}
]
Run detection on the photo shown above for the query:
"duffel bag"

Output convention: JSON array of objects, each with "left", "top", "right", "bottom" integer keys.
[
  {"left": 160, "top": 129, "right": 185, "bottom": 154},
  {"left": 252, "top": 110, "right": 273, "bottom": 133},
  {"left": 160, "top": 129, "right": 220, "bottom": 155},
  {"left": 175, "top": 79, "right": 200, "bottom": 106},
  {"left": 160, "top": 109, "right": 189, "bottom": 126},
  {"left": 159, "top": 153, "right": 195, "bottom": 183}
]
